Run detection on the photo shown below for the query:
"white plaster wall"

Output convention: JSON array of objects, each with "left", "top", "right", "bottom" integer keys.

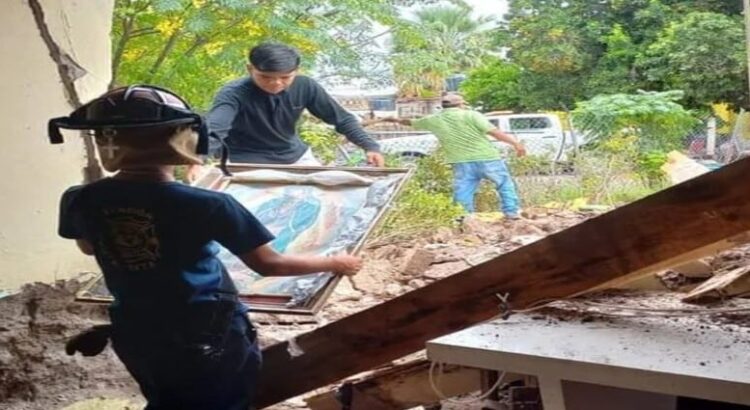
[{"left": 0, "top": 0, "right": 114, "bottom": 290}]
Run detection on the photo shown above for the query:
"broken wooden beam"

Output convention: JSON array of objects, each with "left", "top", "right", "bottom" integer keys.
[
  {"left": 683, "top": 266, "right": 750, "bottom": 303},
  {"left": 256, "top": 158, "right": 750, "bottom": 408},
  {"left": 589, "top": 230, "right": 750, "bottom": 292},
  {"left": 305, "top": 358, "right": 485, "bottom": 410}
]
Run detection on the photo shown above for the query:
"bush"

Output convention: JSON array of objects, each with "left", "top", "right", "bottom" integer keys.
[
  {"left": 379, "top": 185, "right": 464, "bottom": 234},
  {"left": 299, "top": 123, "right": 341, "bottom": 165},
  {"left": 376, "top": 153, "right": 464, "bottom": 236},
  {"left": 572, "top": 90, "right": 698, "bottom": 152}
]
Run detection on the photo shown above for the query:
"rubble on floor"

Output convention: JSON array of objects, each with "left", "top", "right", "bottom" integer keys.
[
  {"left": 0, "top": 280, "right": 141, "bottom": 410},
  {"left": 4, "top": 208, "right": 750, "bottom": 409}
]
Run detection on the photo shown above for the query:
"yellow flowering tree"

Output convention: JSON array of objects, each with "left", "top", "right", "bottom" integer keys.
[{"left": 112, "top": 0, "right": 439, "bottom": 109}]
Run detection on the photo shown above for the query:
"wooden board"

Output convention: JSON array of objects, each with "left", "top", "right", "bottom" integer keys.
[
  {"left": 255, "top": 158, "right": 750, "bottom": 408},
  {"left": 305, "top": 358, "right": 486, "bottom": 410},
  {"left": 682, "top": 266, "right": 750, "bottom": 303},
  {"left": 589, "top": 231, "right": 750, "bottom": 293}
]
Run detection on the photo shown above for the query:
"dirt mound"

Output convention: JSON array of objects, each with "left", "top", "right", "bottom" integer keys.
[{"left": 0, "top": 280, "right": 137, "bottom": 410}]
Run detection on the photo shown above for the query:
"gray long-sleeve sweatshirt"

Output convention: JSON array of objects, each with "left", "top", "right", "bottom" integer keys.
[{"left": 206, "top": 75, "right": 380, "bottom": 164}]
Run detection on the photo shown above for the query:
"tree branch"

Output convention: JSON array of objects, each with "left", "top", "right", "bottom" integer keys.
[
  {"left": 110, "top": 16, "right": 136, "bottom": 88},
  {"left": 129, "top": 27, "right": 158, "bottom": 37},
  {"left": 110, "top": 0, "right": 154, "bottom": 88},
  {"left": 145, "top": 28, "right": 182, "bottom": 82}
]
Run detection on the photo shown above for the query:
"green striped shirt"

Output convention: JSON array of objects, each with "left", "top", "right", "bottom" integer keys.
[{"left": 411, "top": 108, "right": 500, "bottom": 164}]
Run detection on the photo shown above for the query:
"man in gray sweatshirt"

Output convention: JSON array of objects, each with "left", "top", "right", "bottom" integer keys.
[{"left": 200, "top": 42, "right": 383, "bottom": 170}]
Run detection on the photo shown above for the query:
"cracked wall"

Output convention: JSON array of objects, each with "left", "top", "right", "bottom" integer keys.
[{"left": 0, "top": 0, "right": 114, "bottom": 290}]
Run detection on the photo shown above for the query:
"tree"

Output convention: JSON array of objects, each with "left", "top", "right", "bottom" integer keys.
[
  {"left": 390, "top": 4, "right": 497, "bottom": 97},
  {"left": 572, "top": 90, "right": 698, "bottom": 152},
  {"left": 460, "top": 59, "right": 521, "bottom": 110},
  {"left": 637, "top": 12, "right": 747, "bottom": 108},
  {"left": 585, "top": 24, "right": 641, "bottom": 96},
  {"left": 112, "top": 0, "right": 438, "bottom": 109},
  {"left": 491, "top": 0, "right": 744, "bottom": 111},
  {"left": 502, "top": 3, "right": 602, "bottom": 109}
]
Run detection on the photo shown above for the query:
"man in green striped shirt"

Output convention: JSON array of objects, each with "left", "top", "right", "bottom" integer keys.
[{"left": 386, "top": 94, "right": 526, "bottom": 217}]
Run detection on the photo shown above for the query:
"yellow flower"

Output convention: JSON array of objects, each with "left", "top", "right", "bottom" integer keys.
[
  {"left": 242, "top": 20, "right": 263, "bottom": 36},
  {"left": 192, "top": 0, "right": 207, "bottom": 7},
  {"left": 155, "top": 17, "right": 184, "bottom": 36},
  {"left": 122, "top": 49, "right": 141, "bottom": 62},
  {"left": 204, "top": 41, "right": 226, "bottom": 56}
]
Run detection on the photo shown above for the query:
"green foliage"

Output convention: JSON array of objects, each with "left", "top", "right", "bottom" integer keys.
[
  {"left": 508, "top": 8, "right": 594, "bottom": 76},
  {"left": 636, "top": 150, "right": 669, "bottom": 186},
  {"left": 298, "top": 123, "right": 341, "bottom": 165},
  {"left": 460, "top": 59, "right": 521, "bottom": 111},
  {"left": 410, "top": 151, "right": 454, "bottom": 195},
  {"left": 490, "top": 0, "right": 747, "bottom": 111},
  {"left": 391, "top": 4, "right": 496, "bottom": 97},
  {"left": 585, "top": 24, "right": 640, "bottom": 96},
  {"left": 379, "top": 186, "right": 463, "bottom": 234},
  {"left": 637, "top": 12, "right": 747, "bottom": 108},
  {"left": 572, "top": 90, "right": 698, "bottom": 152},
  {"left": 379, "top": 153, "right": 463, "bottom": 235},
  {"left": 113, "top": 0, "right": 437, "bottom": 109}
]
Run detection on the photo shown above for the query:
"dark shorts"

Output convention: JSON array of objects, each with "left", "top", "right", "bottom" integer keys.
[{"left": 111, "top": 312, "right": 261, "bottom": 410}]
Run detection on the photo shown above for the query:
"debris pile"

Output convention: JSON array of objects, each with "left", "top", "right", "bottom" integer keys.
[
  {"left": 0, "top": 281, "right": 139, "bottom": 410},
  {"left": 8, "top": 208, "right": 750, "bottom": 409}
]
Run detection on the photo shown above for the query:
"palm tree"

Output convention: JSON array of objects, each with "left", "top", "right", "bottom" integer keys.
[{"left": 392, "top": 5, "right": 496, "bottom": 97}]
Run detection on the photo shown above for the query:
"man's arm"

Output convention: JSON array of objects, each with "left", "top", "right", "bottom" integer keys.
[
  {"left": 239, "top": 244, "right": 361, "bottom": 277},
  {"left": 185, "top": 89, "right": 240, "bottom": 182},
  {"left": 488, "top": 129, "right": 526, "bottom": 157},
  {"left": 304, "top": 79, "right": 384, "bottom": 166},
  {"left": 206, "top": 88, "right": 240, "bottom": 157},
  {"left": 213, "top": 195, "right": 362, "bottom": 276},
  {"left": 380, "top": 117, "right": 414, "bottom": 127}
]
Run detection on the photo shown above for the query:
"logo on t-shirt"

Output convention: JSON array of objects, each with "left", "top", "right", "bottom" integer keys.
[{"left": 101, "top": 208, "right": 161, "bottom": 271}]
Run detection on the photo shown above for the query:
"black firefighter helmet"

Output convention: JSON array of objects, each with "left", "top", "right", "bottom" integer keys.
[{"left": 48, "top": 85, "right": 228, "bottom": 175}]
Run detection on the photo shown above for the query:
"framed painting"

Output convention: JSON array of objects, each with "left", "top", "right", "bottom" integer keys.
[{"left": 76, "top": 164, "right": 413, "bottom": 314}]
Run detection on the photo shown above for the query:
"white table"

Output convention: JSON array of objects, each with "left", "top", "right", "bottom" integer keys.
[{"left": 427, "top": 310, "right": 750, "bottom": 409}]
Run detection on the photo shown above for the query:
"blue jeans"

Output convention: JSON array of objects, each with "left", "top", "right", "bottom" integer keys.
[{"left": 452, "top": 160, "right": 520, "bottom": 215}]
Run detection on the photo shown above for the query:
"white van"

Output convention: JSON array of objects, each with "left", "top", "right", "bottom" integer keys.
[{"left": 372, "top": 112, "right": 572, "bottom": 162}]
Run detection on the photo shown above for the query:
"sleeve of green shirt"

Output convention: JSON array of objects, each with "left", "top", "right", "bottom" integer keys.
[
  {"left": 469, "top": 111, "right": 494, "bottom": 134},
  {"left": 410, "top": 115, "right": 436, "bottom": 132}
]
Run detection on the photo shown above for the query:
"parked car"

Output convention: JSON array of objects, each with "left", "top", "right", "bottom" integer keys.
[{"left": 362, "top": 113, "right": 575, "bottom": 162}]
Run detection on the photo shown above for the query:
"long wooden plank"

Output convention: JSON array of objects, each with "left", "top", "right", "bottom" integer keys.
[
  {"left": 305, "top": 358, "right": 486, "bottom": 410},
  {"left": 587, "top": 230, "right": 750, "bottom": 292},
  {"left": 256, "top": 158, "right": 750, "bottom": 408}
]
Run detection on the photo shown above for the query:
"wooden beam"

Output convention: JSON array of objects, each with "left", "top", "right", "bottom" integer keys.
[
  {"left": 305, "top": 358, "right": 487, "bottom": 410},
  {"left": 588, "top": 230, "right": 750, "bottom": 292},
  {"left": 683, "top": 266, "right": 750, "bottom": 303},
  {"left": 256, "top": 158, "right": 750, "bottom": 408}
]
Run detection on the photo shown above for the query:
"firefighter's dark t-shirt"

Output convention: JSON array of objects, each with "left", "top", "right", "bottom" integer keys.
[{"left": 58, "top": 178, "right": 274, "bottom": 319}]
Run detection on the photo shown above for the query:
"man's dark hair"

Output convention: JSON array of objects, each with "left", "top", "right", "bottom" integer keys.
[{"left": 248, "top": 43, "right": 301, "bottom": 72}]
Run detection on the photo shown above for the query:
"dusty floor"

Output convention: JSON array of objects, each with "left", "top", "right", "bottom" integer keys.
[{"left": 4, "top": 209, "right": 746, "bottom": 409}]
